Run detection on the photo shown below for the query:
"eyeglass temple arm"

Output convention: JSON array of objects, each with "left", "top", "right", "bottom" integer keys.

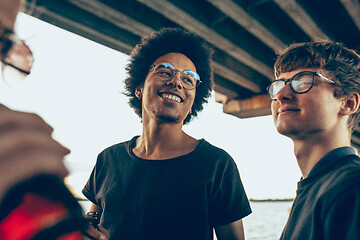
[
  {"left": 317, "top": 73, "right": 336, "bottom": 84},
  {"left": 1, "top": 60, "right": 31, "bottom": 75}
]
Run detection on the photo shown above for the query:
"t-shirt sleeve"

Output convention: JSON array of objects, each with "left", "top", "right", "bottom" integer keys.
[
  {"left": 82, "top": 153, "right": 104, "bottom": 206},
  {"left": 209, "top": 157, "right": 252, "bottom": 226},
  {"left": 82, "top": 169, "right": 96, "bottom": 204},
  {"left": 323, "top": 185, "right": 360, "bottom": 240}
]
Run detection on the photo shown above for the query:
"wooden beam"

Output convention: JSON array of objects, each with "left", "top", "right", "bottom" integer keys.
[
  {"left": 340, "top": 0, "right": 360, "bottom": 31},
  {"left": 351, "top": 126, "right": 360, "bottom": 150},
  {"left": 25, "top": 5, "right": 134, "bottom": 54},
  {"left": 137, "top": 0, "right": 274, "bottom": 79},
  {"left": 206, "top": 0, "right": 286, "bottom": 52},
  {"left": 214, "top": 92, "right": 228, "bottom": 104},
  {"left": 213, "top": 82, "right": 240, "bottom": 100},
  {"left": 221, "top": 94, "right": 271, "bottom": 118},
  {"left": 351, "top": 135, "right": 360, "bottom": 151},
  {"left": 274, "top": 0, "right": 329, "bottom": 41},
  {"left": 351, "top": 135, "right": 360, "bottom": 145},
  {"left": 212, "top": 61, "right": 261, "bottom": 93},
  {"left": 67, "top": 0, "right": 154, "bottom": 37}
]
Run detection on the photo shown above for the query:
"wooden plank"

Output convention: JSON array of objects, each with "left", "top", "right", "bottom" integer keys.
[
  {"left": 351, "top": 135, "right": 360, "bottom": 151},
  {"left": 213, "top": 80, "right": 240, "bottom": 100},
  {"left": 340, "top": 0, "right": 360, "bottom": 31},
  {"left": 207, "top": 0, "right": 286, "bottom": 52},
  {"left": 26, "top": 5, "right": 134, "bottom": 54},
  {"left": 212, "top": 61, "right": 261, "bottom": 93},
  {"left": 274, "top": 0, "right": 329, "bottom": 40},
  {"left": 222, "top": 94, "right": 271, "bottom": 118},
  {"left": 67, "top": 0, "right": 154, "bottom": 37}
]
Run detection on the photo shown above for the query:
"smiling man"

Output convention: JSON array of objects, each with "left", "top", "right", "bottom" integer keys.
[
  {"left": 268, "top": 41, "right": 360, "bottom": 240},
  {"left": 82, "top": 28, "right": 251, "bottom": 240}
]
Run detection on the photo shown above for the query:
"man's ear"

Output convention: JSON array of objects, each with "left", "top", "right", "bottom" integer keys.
[
  {"left": 135, "top": 87, "right": 143, "bottom": 99},
  {"left": 340, "top": 93, "right": 360, "bottom": 115}
]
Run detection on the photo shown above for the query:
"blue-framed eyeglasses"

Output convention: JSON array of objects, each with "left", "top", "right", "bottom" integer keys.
[
  {"left": 151, "top": 62, "right": 201, "bottom": 90},
  {"left": 267, "top": 71, "right": 336, "bottom": 100}
]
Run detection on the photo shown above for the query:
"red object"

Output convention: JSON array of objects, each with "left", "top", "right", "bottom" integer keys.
[
  {"left": 0, "top": 193, "right": 82, "bottom": 240},
  {"left": 0, "top": 175, "right": 86, "bottom": 240}
]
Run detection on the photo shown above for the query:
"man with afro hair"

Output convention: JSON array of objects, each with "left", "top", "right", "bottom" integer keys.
[{"left": 83, "top": 28, "right": 251, "bottom": 240}]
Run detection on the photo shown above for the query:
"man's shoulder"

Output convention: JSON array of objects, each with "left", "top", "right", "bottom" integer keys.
[
  {"left": 317, "top": 156, "right": 360, "bottom": 202},
  {"left": 98, "top": 137, "right": 135, "bottom": 157},
  {"left": 195, "top": 139, "right": 238, "bottom": 170},
  {"left": 105, "top": 140, "right": 131, "bottom": 150},
  {"left": 197, "top": 139, "right": 232, "bottom": 158},
  {"left": 329, "top": 154, "right": 360, "bottom": 183}
]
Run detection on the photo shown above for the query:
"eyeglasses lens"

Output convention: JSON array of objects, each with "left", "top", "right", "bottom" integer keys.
[
  {"left": 268, "top": 72, "right": 316, "bottom": 100},
  {"left": 291, "top": 73, "right": 313, "bottom": 93},
  {"left": 154, "top": 63, "right": 173, "bottom": 81},
  {"left": 154, "top": 63, "right": 199, "bottom": 89},
  {"left": 269, "top": 81, "right": 285, "bottom": 100},
  {"left": 180, "top": 70, "right": 197, "bottom": 88}
]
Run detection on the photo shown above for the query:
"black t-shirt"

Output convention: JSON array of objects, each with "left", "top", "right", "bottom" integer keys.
[
  {"left": 280, "top": 147, "right": 360, "bottom": 240},
  {"left": 83, "top": 136, "right": 251, "bottom": 240}
]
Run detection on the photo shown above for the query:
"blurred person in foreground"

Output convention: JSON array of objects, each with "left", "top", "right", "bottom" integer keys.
[
  {"left": 82, "top": 27, "right": 252, "bottom": 240},
  {"left": 267, "top": 41, "right": 360, "bottom": 239},
  {"left": 0, "top": 0, "right": 109, "bottom": 239}
]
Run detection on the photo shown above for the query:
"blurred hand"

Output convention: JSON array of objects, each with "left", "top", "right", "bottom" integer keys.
[
  {"left": 83, "top": 225, "right": 110, "bottom": 240},
  {"left": 0, "top": 103, "right": 70, "bottom": 199}
]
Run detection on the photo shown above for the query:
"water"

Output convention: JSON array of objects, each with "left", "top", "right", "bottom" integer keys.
[{"left": 243, "top": 201, "right": 293, "bottom": 240}]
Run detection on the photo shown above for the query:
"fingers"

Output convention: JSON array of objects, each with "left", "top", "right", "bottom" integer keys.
[
  {"left": 0, "top": 147, "right": 69, "bottom": 179},
  {"left": 98, "top": 225, "right": 110, "bottom": 239},
  {"left": 0, "top": 128, "right": 70, "bottom": 158},
  {"left": 83, "top": 226, "right": 109, "bottom": 240},
  {"left": 0, "top": 104, "right": 54, "bottom": 134},
  {"left": 0, "top": 105, "right": 70, "bottom": 198}
]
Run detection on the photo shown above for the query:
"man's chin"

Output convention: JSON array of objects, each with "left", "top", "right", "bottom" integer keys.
[
  {"left": 276, "top": 124, "right": 294, "bottom": 137},
  {"left": 276, "top": 127, "right": 305, "bottom": 140},
  {"left": 157, "top": 114, "right": 181, "bottom": 123}
]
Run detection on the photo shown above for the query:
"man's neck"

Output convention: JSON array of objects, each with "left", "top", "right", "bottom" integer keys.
[
  {"left": 133, "top": 120, "right": 198, "bottom": 160},
  {"left": 293, "top": 133, "right": 350, "bottom": 178}
]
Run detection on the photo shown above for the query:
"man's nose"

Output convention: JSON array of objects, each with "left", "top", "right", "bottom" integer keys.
[
  {"left": 167, "top": 71, "right": 183, "bottom": 89},
  {"left": 276, "top": 82, "right": 293, "bottom": 101}
]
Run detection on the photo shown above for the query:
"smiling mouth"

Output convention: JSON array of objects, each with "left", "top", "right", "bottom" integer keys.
[
  {"left": 160, "top": 93, "right": 182, "bottom": 103},
  {"left": 279, "top": 109, "right": 300, "bottom": 115}
]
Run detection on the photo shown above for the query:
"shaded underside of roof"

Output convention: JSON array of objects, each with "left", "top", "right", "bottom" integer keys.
[{"left": 23, "top": 0, "right": 360, "bottom": 149}]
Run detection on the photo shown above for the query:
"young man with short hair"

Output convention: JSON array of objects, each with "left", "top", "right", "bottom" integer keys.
[{"left": 268, "top": 41, "right": 360, "bottom": 239}]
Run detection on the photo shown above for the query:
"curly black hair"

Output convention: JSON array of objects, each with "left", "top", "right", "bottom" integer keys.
[{"left": 124, "top": 27, "right": 214, "bottom": 124}]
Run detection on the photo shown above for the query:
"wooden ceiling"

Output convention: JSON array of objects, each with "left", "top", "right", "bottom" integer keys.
[{"left": 23, "top": 0, "right": 360, "bottom": 149}]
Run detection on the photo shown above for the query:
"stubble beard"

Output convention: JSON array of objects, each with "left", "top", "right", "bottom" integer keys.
[{"left": 151, "top": 106, "right": 181, "bottom": 123}]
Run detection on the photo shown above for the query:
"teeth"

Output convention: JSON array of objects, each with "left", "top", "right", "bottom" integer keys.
[{"left": 162, "top": 94, "right": 181, "bottom": 103}]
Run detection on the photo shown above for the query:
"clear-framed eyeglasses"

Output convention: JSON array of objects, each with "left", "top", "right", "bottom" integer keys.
[
  {"left": 151, "top": 62, "right": 201, "bottom": 90},
  {"left": 0, "top": 26, "right": 34, "bottom": 85},
  {"left": 266, "top": 71, "right": 336, "bottom": 101}
]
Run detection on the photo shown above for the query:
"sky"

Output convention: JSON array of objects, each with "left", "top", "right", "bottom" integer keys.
[{"left": 0, "top": 13, "right": 301, "bottom": 200}]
